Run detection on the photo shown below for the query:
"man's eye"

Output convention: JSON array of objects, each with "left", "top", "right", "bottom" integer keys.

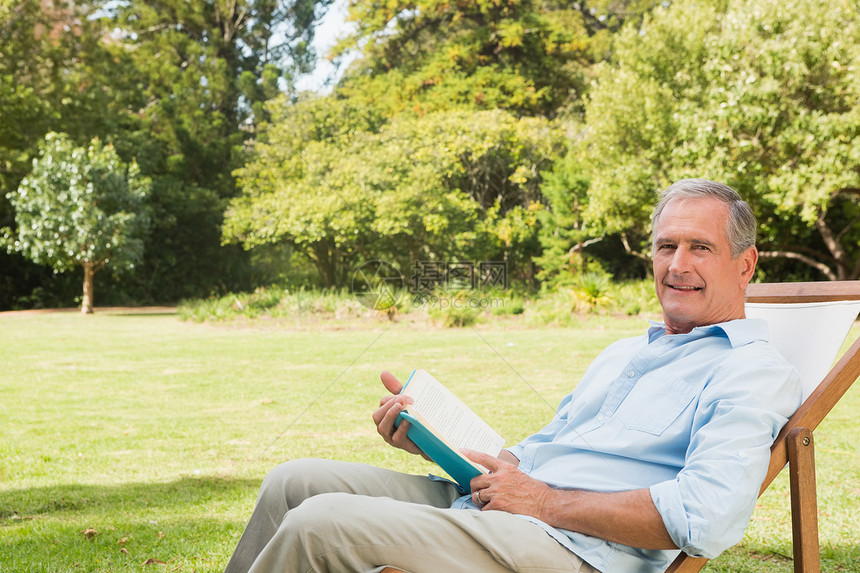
[{"left": 658, "top": 244, "right": 676, "bottom": 250}]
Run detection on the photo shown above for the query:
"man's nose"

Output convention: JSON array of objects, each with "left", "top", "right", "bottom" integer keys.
[{"left": 668, "top": 247, "right": 692, "bottom": 273}]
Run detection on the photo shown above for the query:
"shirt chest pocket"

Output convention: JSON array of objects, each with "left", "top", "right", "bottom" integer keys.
[{"left": 615, "top": 376, "right": 701, "bottom": 435}]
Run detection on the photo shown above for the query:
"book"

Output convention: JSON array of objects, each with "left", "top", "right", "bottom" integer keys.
[{"left": 393, "top": 369, "right": 505, "bottom": 492}]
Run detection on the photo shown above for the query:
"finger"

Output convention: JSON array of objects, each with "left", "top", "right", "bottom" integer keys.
[
  {"left": 383, "top": 405, "right": 425, "bottom": 456},
  {"left": 463, "top": 449, "right": 503, "bottom": 473},
  {"left": 373, "top": 397, "right": 403, "bottom": 438},
  {"left": 371, "top": 398, "right": 393, "bottom": 426},
  {"left": 378, "top": 398, "right": 416, "bottom": 445},
  {"left": 380, "top": 370, "right": 403, "bottom": 395},
  {"left": 481, "top": 494, "right": 500, "bottom": 511},
  {"left": 373, "top": 393, "right": 411, "bottom": 424},
  {"left": 390, "top": 413, "right": 413, "bottom": 445}
]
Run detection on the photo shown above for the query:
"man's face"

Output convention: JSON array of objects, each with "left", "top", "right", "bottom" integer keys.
[{"left": 652, "top": 196, "right": 758, "bottom": 335}]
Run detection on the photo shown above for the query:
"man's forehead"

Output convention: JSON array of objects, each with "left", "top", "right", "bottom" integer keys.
[
  {"left": 654, "top": 197, "right": 729, "bottom": 242},
  {"left": 662, "top": 195, "right": 727, "bottom": 214}
]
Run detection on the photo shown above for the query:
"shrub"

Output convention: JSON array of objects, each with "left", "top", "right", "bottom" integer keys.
[{"left": 573, "top": 272, "right": 613, "bottom": 312}]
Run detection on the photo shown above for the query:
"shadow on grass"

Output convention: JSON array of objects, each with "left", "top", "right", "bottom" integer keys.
[
  {"left": 0, "top": 475, "right": 260, "bottom": 520},
  {"left": 0, "top": 306, "right": 178, "bottom": 317},
  {"left": 1, "top": 476, "right": 262, "bottom": 572}
]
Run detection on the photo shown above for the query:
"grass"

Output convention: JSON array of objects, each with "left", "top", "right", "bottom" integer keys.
[{"left": 1, "top": 310, "right": 858, "bottom": 572}]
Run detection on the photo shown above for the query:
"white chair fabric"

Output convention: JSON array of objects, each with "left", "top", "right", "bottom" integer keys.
[{"left": 745, "top": 300, "right": 860, "bottom": 401}]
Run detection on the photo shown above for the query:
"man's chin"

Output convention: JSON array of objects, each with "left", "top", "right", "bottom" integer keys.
[
  {"left": 662, "top": 313, "right": 700, "bottom": 334},
  {"left": 661, "top": 302, "right": 702, "bottom": 325}
]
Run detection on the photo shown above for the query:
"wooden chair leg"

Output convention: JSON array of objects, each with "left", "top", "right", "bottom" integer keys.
[{"left": 787, "top": 427, "right": 820, "bottom": 573}]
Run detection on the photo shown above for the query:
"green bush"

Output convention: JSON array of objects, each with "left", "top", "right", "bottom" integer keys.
[
  {"left": 491, "top": 295, "right": 526, "bottom": 316},
  {"left": 176, "top": 279, "right": 661, "bottom": 325},
  {"left": 424, "top": 291, "right": 483, "bottom": 328},
  {"left": 524, "top": 289, "right": 580, "bottom": 326},
  {"left": 178, "top": 287, "right": 366, "bottom": 322},
  {"left": 572, "top": 271, "right": 613, "bottom": 312},
  {"left": 611, "top": 279, "right": 660, "bottom": 317}
]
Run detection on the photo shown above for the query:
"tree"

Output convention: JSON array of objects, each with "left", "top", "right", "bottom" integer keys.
[
  {"left": 332, "top": 0, "right": 594, "bottom": 119},
  {"left": 225, "top": 97, "right": 562, "bottom": 286},
  {"left": 580, "top": 0, "right": 860, "bottom": 280},
  {"left": 2, "top": 133, "right": 150, "bottom": 313},
  {"left": 0, "top": 0, "right": 140, "bottom": 194},
  {"left": 0, "top": 0, "right": 130, "bottom": 309},
  {"left": 106, "top": 0, "right": 330, "bottom": 191},
  {"left": 96, "top": 0, "right": 333, "bottom": 300},
  {"left": 534, "top": 151, "right": 601, "bottom": 288}
]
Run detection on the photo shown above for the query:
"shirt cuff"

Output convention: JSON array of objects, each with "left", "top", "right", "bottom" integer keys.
[
  {"left": 650, "top": 480, "right": 713, "bottom": 559},
  {"left": 505, "top": 444, "right": 524, "bottom": 461}
]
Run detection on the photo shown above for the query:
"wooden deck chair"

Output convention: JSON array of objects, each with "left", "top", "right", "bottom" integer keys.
[
  {"left": 382, "top": 281, "right": 860, "bottom": 573},
  {"left": 667, "top": 280, "right": 860, "bottom": 573}
]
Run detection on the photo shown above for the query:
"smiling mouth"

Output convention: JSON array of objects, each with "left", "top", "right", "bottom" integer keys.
[{"left": 667, "top": 284, "right": 702, "bottom": 292}]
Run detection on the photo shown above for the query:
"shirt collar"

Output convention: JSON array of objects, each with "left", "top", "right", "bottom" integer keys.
[{"left": 647, "top": 318, "right": 769, "bottom": 348}]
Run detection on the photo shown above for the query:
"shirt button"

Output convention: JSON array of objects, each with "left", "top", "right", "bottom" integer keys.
[
  {"left": 626, "top": 369, "right": 635, "bottom": 377},
  {"left": 596, "top": 414, "right": 605, "bottom": 422}
]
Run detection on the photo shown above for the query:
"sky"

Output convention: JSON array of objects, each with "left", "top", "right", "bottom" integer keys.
[{"left": 294, "top": 0, "right": 359, "bottom": 93}]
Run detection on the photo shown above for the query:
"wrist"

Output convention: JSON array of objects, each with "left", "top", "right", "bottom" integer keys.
[
  {"left": 498, "top": 449, "right": 520, "bottom": 466},
  {"left": 534, "top": 483, "right": 558, "bottom": 523}
]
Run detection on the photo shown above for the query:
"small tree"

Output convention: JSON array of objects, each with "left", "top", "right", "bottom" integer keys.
[{"left": 2, "top": 133, "right": 150, "bottom": 313}]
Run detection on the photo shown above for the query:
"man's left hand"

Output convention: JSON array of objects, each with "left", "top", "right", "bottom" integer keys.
[{"left": 465, "top": 450, "right": 554, "bottom": 520}]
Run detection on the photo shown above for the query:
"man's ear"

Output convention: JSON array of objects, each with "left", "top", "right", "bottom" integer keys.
[{"left": 739, "top": 246, "right": 758, "bottom": 286}]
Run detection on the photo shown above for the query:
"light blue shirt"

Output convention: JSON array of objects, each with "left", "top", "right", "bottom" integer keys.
[{"left": 450, "top": 318, "right": 801, "bottom": 572}]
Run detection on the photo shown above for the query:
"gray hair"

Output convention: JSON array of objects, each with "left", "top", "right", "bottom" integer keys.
[{"left": 651, "top": 178, "right": 756, "bottom": 259}]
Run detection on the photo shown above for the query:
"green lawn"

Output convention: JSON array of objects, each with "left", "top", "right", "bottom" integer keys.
[{"left": 1, "top": 310, "right": 857, "bottom": 572}]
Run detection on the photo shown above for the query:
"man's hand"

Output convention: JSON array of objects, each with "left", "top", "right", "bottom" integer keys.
[
  {"left": 466, "top": 451, "right": 677, "bottom": 550},
  {"left": 371, "top": 371, "right": 427, "bottom": 458},
  {"left": 466, "top": 450, "right": 554, "bottom": 519}
]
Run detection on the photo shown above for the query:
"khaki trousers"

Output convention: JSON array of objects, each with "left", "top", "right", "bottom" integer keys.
[{"left": 224, "top": 458, "right": 597, "bottom": 573}]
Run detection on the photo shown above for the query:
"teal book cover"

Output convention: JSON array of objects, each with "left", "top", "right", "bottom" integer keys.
[
  {"left": 394, "top": 410, "right": 484, "bottom": 492},
  {"left": 392, "top": 369, "right": 504, "bottom": 492}
]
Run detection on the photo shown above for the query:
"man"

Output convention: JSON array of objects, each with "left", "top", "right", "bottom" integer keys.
[{"left": 224, "top": 179, "right": 801, "bottom": 573}]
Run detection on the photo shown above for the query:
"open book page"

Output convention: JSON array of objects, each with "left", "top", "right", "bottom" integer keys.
[{"left": 400, "top": 369, "right": 505, "bottom": 457}]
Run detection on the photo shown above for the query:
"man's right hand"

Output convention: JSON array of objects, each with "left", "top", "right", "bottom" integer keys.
[{"left": 372, "top": 370, "right": 428, "bottom": 458}]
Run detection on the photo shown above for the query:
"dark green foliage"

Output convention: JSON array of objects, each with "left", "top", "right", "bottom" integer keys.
[
  {"left": 534, "top": 152, "right": 595, "bottom": 287},
  {"left": 0, "top": 0, "right": 330, "bottom": 306}
]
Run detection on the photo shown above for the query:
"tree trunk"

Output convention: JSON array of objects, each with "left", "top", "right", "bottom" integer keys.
[
  {"left": 310, "top": 242, "right": 338, "bottom": 288},
  {"left": 81, "top": 262, "right": 95, "bottom": 314},
  {"left": 814, "top": 214, "right": 849, "bottom": 280}
]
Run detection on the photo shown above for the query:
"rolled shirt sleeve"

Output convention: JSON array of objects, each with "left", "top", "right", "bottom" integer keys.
[{"left": 650, "top": 359, "right": 800, "bottom": 558}]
